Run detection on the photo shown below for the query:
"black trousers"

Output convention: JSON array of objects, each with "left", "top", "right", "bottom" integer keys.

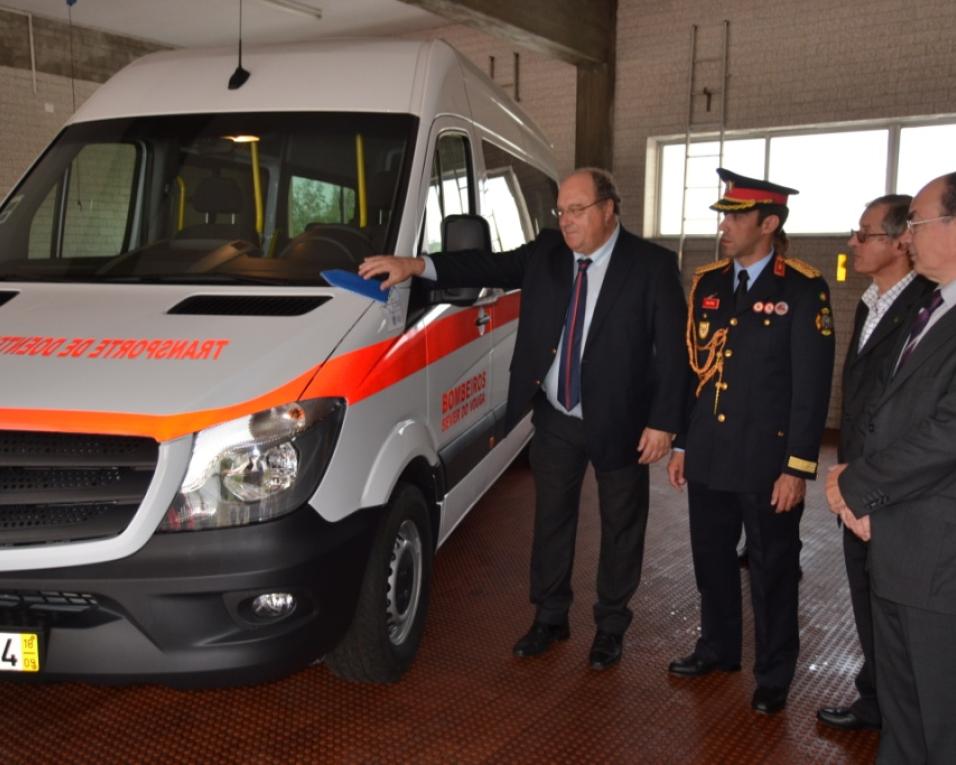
[
  {"left": 687, "top": 481, "right": 802, "bottom": 689},
  {"left": 528, "top": 398, "right": 650, "bottom": 635},
  {"left": 873, "top": 596, "right": 956, "bottom": 765},
  {"left": 843, "top": 525, "right": 881, "bottom": 724}
]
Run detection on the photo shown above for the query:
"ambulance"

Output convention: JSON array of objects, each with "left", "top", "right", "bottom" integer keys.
[{"left": 0, "top": 39, "right": 558, "bottom": 685}]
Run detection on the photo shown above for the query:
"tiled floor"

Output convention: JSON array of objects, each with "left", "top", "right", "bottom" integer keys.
[{"left": 0, "top": 440, "right": 879, "bottom": 764}]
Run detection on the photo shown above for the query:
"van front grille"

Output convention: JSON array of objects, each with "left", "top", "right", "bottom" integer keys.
[{"left": 0, "top": 432, "right": 158, "bottom": 546}]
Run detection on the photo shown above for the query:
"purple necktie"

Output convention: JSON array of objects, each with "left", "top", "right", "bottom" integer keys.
[
  {"left": 897, "top": 288, "right": 943, "bottom": 369},
  {"left": 557, "top": 258, "right": 592, "bottom": 411}
]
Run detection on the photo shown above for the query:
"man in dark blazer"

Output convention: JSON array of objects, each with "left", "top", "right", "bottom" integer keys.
[
  {"left": 360, "top": 168, "right": 687, "bottom": 670},
  {"left": 816, "top": 195, "right": 932, "bottom": 732},
  {"left": 667, "top": 169, "right": 834, "bottom": 715},
  {"left": 828, "top": 172, "right": 956, "bottom": 764}
]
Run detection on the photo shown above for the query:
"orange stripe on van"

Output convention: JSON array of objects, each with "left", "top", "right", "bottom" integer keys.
[
  {"left": 0, "top": 366, "right": 319, "bottom": 442},
  {"left": 0, "top": 296, "right": 522, "bottom": 441}
]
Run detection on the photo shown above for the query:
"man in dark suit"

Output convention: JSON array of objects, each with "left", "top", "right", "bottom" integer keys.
[
  {"left": 359, "top": 168, "right": 687, "bottom": 670},
  {"left": 828, "top": 172, "right": 956, "bottom": 763},
  {"left": 667, "top": 169, "right": 834, "bottom": 715},
  {"left": 816, "top": 195, "right": 932, "bottom": 732}
]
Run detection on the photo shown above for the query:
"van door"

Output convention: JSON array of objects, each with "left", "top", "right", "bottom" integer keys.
[{"left": 420, "top": 127, "right": 495, "bottom": 537}]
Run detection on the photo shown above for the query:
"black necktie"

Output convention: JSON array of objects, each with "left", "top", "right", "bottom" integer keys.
[
  {"left": 557, "top": 258, "right": 592, "bottom": 411},
  {"left": 897, "top": 288, "right": 943, "bottom": 369},
  {"left": 734, "top": 269, "right": 749, "bottom": 312}
]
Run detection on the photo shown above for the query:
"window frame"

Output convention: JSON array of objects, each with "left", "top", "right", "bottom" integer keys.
[{"left": 649, "top": 113, "right": 956, "bottom": 238}]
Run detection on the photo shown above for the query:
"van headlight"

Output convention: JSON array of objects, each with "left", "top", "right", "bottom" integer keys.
[{"left": 160, "top": 398, "right": 345, "bottom": 531}]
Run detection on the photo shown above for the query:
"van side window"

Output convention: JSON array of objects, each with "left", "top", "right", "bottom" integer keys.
[
  {"left": 481, "top": 141, "right": 557, "bottom": 242},
  {"left": 29, "top": 142, "right": 138, "bottom": 259},
  {"left": 289, "top": 176, "right": 357, "bottom": 237},
  {"left": 422, "top": 133, "right": 473, "bottom": 254}
]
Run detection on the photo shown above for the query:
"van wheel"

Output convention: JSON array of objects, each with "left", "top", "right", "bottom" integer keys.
[{"left": 325, "top": 483, "right": 433, "bottom": 683}]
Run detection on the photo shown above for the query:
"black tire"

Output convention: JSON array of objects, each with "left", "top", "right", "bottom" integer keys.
[{"left": 325, "top": 483, "right": 433, "bottom": 683}]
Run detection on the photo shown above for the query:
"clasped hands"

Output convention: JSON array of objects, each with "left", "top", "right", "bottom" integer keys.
[{"left": 826, "top": 464, "right": 870, "bottom": 541}]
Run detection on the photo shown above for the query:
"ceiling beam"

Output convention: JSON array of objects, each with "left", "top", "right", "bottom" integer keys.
[{"left": 399, "top": 0, "right": 613, "bottom": 66}]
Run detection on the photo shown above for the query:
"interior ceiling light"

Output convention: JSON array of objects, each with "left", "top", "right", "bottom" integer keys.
[{"left": 256, "top": 0, "right": 323, "bottom": 20}]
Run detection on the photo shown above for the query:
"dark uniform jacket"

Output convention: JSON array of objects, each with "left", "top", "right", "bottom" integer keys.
[
  {"left": 839, "top": 275, "right": 933, "bottom": 462},
  {"left": 431, "top": 227, "right": 688, "bottom": 471},
  {"left": 681, "top": 254, "right": 835, "bottom": 492},
  {"left": 840, "top": 291, "right": 956, "bottom": 615}
]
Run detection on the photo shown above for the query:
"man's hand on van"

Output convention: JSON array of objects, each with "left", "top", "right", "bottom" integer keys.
[{"left": 359, "top": 256, "right": 426, "bottom": 289}]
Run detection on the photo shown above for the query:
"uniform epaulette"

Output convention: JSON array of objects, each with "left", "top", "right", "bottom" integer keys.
[
  {"left": 783, "top": 257, "right": 821, "bottom": 279},
  {"left": 694, "top": 257, "right": 731, "bottom": 275}
]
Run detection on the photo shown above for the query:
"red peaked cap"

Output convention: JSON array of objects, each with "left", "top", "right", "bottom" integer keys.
[{"left": 710, "top": 167, "right": 799, "bottom": 212}]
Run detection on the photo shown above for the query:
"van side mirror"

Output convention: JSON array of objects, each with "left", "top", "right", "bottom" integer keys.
[{"left": 427, "top": 214, "right": 491, "bottom": 307}]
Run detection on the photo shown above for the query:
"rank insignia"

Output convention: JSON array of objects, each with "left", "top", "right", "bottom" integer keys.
[
  {"left": 816, "top": 309, "right": 834, "bottom": 336},
  {"left": 702, "top": 295, "right": 720, "bottom": 309},
  {"left": 698, "top": 321, "right": 710, "bottom": 339},
  {"left": 774, "top": 257, "right": 786, "bottom": 276},
  {"left": 763, "top": 302, "right": 775, "bottom": 314},
  {"left": 774, "top": 302, "right": 789, "bottom": 315},
  {"left": 753, "top": 301, "right": 764, "bottom": 312}
]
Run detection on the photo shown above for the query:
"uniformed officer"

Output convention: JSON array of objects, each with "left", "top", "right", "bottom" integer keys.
[{"left": 666, "top": 168, "right": 835, "bottom": 715}]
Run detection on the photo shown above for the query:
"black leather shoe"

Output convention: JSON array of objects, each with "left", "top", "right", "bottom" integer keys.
[
  {"left": 588, "top": 631, "right": 622, "bottom": 670},
  {"left": 668, "top": 654, "right": 741, "bottom": 677},
  {"left": 816, "top": 706, "right": 880, "bottom": 730},
  {"left": 752, "top": 686, "right": 788, "bottom": 714},
  {"left": 512, "top": 621, "right": 570, "bottom": 657}
]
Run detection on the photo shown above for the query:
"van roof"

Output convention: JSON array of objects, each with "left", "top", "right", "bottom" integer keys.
[{"left": 68, "top": 38, "right": 554, "bottom": 173}]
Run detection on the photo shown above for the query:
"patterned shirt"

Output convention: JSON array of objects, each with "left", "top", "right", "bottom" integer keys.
[{"left": 858, "top": 271, "right": 917, "bottom": 351}]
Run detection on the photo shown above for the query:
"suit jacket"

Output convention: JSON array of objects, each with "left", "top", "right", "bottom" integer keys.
[
  {"left": 840, "top": 276, "right": 933, "bottom": 462},
  {"left": 840, "top": 292, "right": 956, "bottom": 615},
  {"left": 680, "top": 255, "right": 835, "bottom": 492},
  {"left": 431, "top": 226, "right": 688, "bottom": 470}
]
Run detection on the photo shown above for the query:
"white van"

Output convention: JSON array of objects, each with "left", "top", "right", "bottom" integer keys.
[{"left": 0, "top": 39, "right": 558, "bottom": 685}]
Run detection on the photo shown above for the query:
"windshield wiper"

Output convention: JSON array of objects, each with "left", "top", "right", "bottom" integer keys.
[{"left": 92, "top": 273, "right": 301, "bottom": 285}]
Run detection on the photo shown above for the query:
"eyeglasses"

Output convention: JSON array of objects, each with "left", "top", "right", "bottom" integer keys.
[
  {"left": 552, "top": 198, "right": 608, "bottom": 219},
  {"left": 906, "top": 215, "right": 954, "bottom": 232},
  {"left": 850, "top": 229, "right": 891, "bottom": 244}
]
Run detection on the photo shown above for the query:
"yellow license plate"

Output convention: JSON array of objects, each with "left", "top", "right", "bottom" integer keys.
[{"left": 0, "top": 632, "right": 40, "bottom": 672}]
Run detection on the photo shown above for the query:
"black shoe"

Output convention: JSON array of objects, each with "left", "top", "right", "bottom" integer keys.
[
  {"left": 588, "top": 631, "right": 622, "bottom": 670},
  {"left": 668, "top": 653, "right": 741, "bottom": 677},
  {"left": 512, "top": 621, "right": 570, "bottom": 657},
  {"left": 816, "top": 706, "right": 880, "bottom": 731},
  {"left": 752, "top": 686, "right": 788, "bottom": 714}
]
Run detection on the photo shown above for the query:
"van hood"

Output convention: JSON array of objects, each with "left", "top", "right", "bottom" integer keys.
[{"left": 0, "top": 283, "right": 375, "bottom": 436}]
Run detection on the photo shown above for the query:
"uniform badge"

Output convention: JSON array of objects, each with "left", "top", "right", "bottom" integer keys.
[
  {"left": 698, "top": 320, "right": 710, "bottom": 340},
  {"left": 815, "top": 309, "right": 834, "bottom": 336},
  {"left": 763, "top": 302, "right": 775, "bottom": 314},
  {"left": 702, "top": 295, "right": 720, "bottom": 309},
  {"left": 774, "top": 302, "right": 789, "bottom": 315},
  {"left": 819, "top": 292, "right": 828, "bottom": 302},
  {"left": 753, "top": 301, "right": 764, "bottom": 312},
  {"left": 774, "top": 257, "right": 786, "bottom": 276}
]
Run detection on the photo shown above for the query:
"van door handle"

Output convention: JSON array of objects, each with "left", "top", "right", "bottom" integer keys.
[{"left": 475, "top": 313, "right": 491, "bottom": 327}]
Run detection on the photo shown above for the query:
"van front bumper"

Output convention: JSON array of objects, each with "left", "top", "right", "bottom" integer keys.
[{"left": 0, "top": 506, "right": 378, "bottom": 687}]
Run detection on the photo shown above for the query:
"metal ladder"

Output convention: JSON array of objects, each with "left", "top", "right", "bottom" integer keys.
[{"left": 677, "top": 20, "right": 730, "bottom": 268}]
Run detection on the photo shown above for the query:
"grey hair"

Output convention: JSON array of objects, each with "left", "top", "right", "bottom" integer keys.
[
  {"left": 940, "top": 172, "right": 956, "bottom": 216},
  {"left": 866, "top": 194, "right": 913, "bottom": 238},
  {"left": 576, "top": 167, "right": 621, "bottom": 215}
]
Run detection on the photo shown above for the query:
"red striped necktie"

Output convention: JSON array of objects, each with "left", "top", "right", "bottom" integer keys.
[
  {"left": 897, "top": 288, "right": 943, "bottom": 370},
  {"left": 557, "top": 257, "right": 592, "bottom": 411}
]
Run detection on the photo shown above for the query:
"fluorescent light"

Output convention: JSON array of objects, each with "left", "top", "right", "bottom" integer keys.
[{"left": 256, "top": 0, "right": 323, "bottom": 20}]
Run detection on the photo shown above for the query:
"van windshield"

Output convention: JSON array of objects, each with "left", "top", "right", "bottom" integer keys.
[{"left": 0, "top": 113, "right": 416, "bottom": 285}]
